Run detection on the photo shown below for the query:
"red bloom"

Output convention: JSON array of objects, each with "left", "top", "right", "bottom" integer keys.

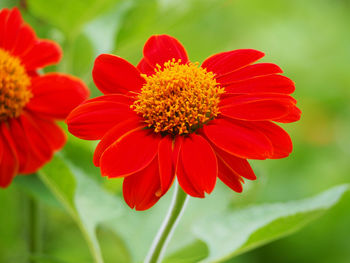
[
  {"left": 0, "top": 8, "right": 89, "bottom": 188},
  {"left": 67, "top": 34, "right": 300, "bottom": 210}
]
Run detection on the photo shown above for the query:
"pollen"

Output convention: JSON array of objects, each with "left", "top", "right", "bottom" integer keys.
[
  {"left": 132, "top": 59, "right": 225, "bottom": 135},
  {"left": 0, "top": 48, "right": 32, "bottom": 121}
]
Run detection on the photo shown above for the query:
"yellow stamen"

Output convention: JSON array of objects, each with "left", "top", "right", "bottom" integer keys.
[
  {"left": 0, "top": 48, "right": 32, "bottom": 121},
  {"left": 132, "top": 59, "right": 225, "bottom": 135}
]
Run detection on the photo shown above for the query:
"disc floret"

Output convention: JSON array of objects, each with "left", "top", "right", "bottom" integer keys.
[
  {"left": 0, "top": 48, "right": 31, "bottom": 121},
  {"left": 132, "top": 59, "right": 224, "bottom": 135}
]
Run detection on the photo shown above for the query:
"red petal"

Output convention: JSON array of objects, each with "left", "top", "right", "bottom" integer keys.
[
  {"left": 8, "top": 113, "right": 64, "bottom": 175},
  {"left": 100, "top": 128, "right": 160, "bottom": 178},
  {"left": 217, "top": 157, "right": 243, "bottom": 193},
  {"left": 0, "top": 123, "right": 19, "bottom": 188},
  {"left": 8, "top": 118, "right": 28, "bottom": 172},
  {"left": 251, "top": 121, "right": 292, "bottom": 159},
  {"left": 66, "top": 100, "right": 135, "bottom": 140},
  {"left": 220, "top": 93, "right": 296, "bottom": 106},
  {"left": 273, "top": 105, "right": 301, "bottom": 123},
  {"left": 217, "top": 63, "right": 283, "bottom": 84},
  {"left": 11, "top": 24, "right": 36, "bottom": 57},
  {"left": 21, "top": 40, "right": 62, "bottom": 70},
  {"left": 178, "top": 134, "right": 217, "bottom": 196},
  {"left": 224, "top": 75, "right": 295, "bottom": 95},
  {"left": 203, "top": 118, "right": 273, "bottom": 159},
  {"left": 33, "top": 116, "right": 66, "bottom": 151},
  {"left": 219, "top": 94, "right": 295, "bottom": 121},
  {"left": 173, "top": 136, "right": 183, "bottom": 174},
  {"left": 92, "top": 54, "right": 144, "bottom": 95},
  {"left": 123, "top": 157, "right": 161, "bottom": 211},
  {"left": 158, "top": 135, "right": 175, "bottom": 195},
  {"left": 18, "top": 113, "right": 53, "bottom": 172},
  {"left": 83, "top": 94, "right": 134, "bottom": 105},
  {"left": 143, "top": 35, "right": 189, "bottom": 69},
  {"left": 176, "top": 153, "right": 204, "bottom": 198},
  {"left": 213, "top": 145, "right": 256, "bottom": 180},
  {"left": 202, "top": 49, "right": 265, "bottom": 77},
  {"left": 0, "top": 9, "right": 10, "bottom": 48},
  {"left": 220, "top": 100, "right": 289, "bottom": 121},
  {"left": 93, "top": 118, "right": 141, "bottom": 167},
  {"left": 26, "top": 73, "right": 89, "bottom": 119},
  {"left": 2, "top": 7, "right": 23, "bottom": 51},
  {"left": 137, "top": 58, "right": 155, "bottom": 76}
]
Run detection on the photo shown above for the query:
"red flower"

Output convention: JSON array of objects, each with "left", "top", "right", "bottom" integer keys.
[
  {"left": 0, "top": 8, "right": 89, "bottom": 188},
  {"left": 67, "top": 34, "right": 300, "bottom": 210}
]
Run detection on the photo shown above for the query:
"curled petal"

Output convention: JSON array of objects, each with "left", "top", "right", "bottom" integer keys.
[
  {"left": 0, "top": 123, "right": 18, "bottom": 188},
  {"left": 158, "top": 135, "right": 175, "bottom": 195},
  {"left": 93, "top": 118, "right": 141, "bottom": 167},
  {"left": 2, "top": 7, "right": 22, "bottom": 50},
  {"left": 213, "top": 145, "right": 256, "bottom": 180},
  {"left": 21, "top": 40, "right": 62, "bottom": 70},
  {"left": 176, "top": 153, "right": 204, "bottom": 198},
  {"left": 273, "top": 105, "right": 301, "bottom": 123},
  {"left": 177, "top": 134, "right": 217, "bottom": 197},
  {"left": 217, "top": 157, "right": 244, "bottom": 193},
  {"left": 220, "top": 93, "right": 296, "bottom": 106},
  {"left": 66, "top": 100, "right": 135, "bottom": 140},
  {"left": 217, "top": 63, "right": 283, "bottom": 84},
  {"left": 27, "top": 73, "right": 89, "bottom": 119},
  {"left": 83, "top": 94, "right": 134, "bottom": 105},
  {"left": 0, "top": 9, "right": 10, "bottom": 47},
  {"left": 8, "top": 118, "right": 28, "bottom": 172},
  {"left": 249, "top": 121, "right": 293, "bottom": 159},
  {"left": 11, "top": 24, "right": 36, "bottom": 57},
  {"left": 123, "top": 158, "right": 161, "bottom": 211},
  {"left": 100, "top": 128, "right": 160, "bottom": 178},
  {"left": 143, "top": 34, "right": 189, "bottom": 69},
  {"left": 220, "top": 94, "right": 296, "bottom": 121},
  {"left": 9, "top": 114, "right": 65, "bottom": 174},
  {"left": 203, "top": 118, "right": 273, "bottom": 159},
  {"left": 18, "top": 113, "right": 54, "bottom": 173},
  {"left": 202, "top": 49, "right": 265, "bottom": 77},
  {"left": 32, "top": 116, "right": 66, "bottom": 152},
  {"left": 224, "top": 75, "right": 295, "bottom": 95},
  {"left": 173, "top": 136, "right": 183, "bottom": 175},
  {"left": 137, "top": 58, "right": 155, "bottom": 76},
  {"left": 92, "top": 54, "right": 144, "bottom": 94}
]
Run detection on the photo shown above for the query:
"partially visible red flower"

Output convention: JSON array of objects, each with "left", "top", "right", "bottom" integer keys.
[
  {"left": 67, "top": 34, "right": 301, "bottom": 210},
  {"left": 0, "top": 8, "right": 89, "bottom": 188}
]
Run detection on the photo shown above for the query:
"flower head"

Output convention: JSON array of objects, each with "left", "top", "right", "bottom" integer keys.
[
  {"left": 67, "top": 34, "right": 301, "bottom": 210},
  {"left": 132, "top": 59, "right": 224, "bottom": 135},
  {"left": 0, "top": 8, "right": 89, "bottom": 188}
]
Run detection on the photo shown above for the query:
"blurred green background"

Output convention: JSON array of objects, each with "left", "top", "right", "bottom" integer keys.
[{"left": 1, "top": 0, "right": 350, "bottom": 262}]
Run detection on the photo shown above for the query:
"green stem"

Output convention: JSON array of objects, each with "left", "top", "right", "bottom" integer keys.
[
  {"left": 28, "top": 196, "right": 42, "bottom": 263},
  {"left": 145, "top": 181, "right": 189, "bottom": 263}
]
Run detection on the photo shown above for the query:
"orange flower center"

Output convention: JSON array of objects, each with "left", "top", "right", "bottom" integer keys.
[
  {"left": 132, "top": 59, "right": 224, "bottom": 135},
  {"left": 0, "top": 48, "right": 32, "bottom": 121}
]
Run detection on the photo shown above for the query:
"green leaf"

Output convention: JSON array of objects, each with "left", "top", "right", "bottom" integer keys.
[
  {"left": 104, "top": 182, "right": 231, "bottom": 263},
  {"left": 163, "top": 241, "right": 208, "bottom": 263},
  {"left": 192, "top": 184, "right": 349, "bottom": 262},
  {"left": 37, "top": 137, "right": 130, "bottom": 263},
  {"left": 14, "top": 175, "right": 61, "bottom": 209},
  {"left": 103, "top": 181, "right": 348, "bottom": 263},
  {"left": 36, "top": 133, "right": 348, "bottom": 263},
  {"left": 39, "top": 157, "right": 76, "bottom": 210}
]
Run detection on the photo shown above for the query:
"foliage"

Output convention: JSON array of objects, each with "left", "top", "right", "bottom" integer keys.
[{"left": 1, "top": 0, "right": 350, "bottom": 262}]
